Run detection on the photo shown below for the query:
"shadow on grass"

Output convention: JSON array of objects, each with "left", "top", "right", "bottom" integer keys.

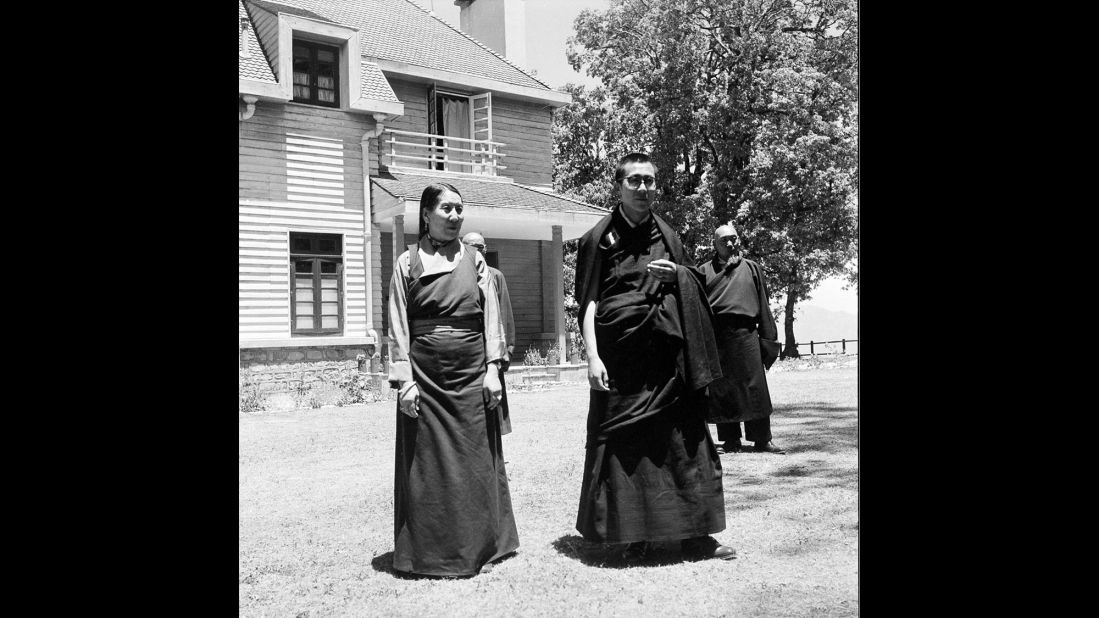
[
  {"left": 767, "top": 402, "right": 858, "bottom": 455},
  {"left": 551, "top": 535, "right": 729, "bottom": 569},
  {"left": 369, "top": 550, "right": 519, "bottom": 580},
  {"left": 711, "top": 400, "right": 858, "bottom": 511}
]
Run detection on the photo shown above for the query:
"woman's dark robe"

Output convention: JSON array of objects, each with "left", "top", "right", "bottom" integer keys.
[
  {"left": 388, "top": 243, "right": 518, "bottom": 577},
  {"left": 574, "top": 208, "right": 726, "bottom": 544}
]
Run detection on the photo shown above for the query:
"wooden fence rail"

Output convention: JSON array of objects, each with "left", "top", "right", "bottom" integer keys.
[{"left": 785, "top": 338, "right": 858, "bottom": 357}]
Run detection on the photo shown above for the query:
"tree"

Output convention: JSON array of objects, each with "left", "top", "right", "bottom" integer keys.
[{"left": 566, "top": 0, "right": 858, "bottom": 356}]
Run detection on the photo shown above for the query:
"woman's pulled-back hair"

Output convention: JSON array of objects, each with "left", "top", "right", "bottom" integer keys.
[{"left": 417, "top": 182, "right": 462, "bottom": 238}]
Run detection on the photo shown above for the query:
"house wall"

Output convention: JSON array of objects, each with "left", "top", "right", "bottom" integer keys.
[
  {"left": 384, "top": 78, "right": 554, "bottom": 187},
  {"left": 239, "top": 100, "right": 384, "bottom": 346}
]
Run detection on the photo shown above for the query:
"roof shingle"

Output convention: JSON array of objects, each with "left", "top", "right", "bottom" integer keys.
[
  {"left": 239, "top": 0, "right": 277, "bottom": 83},
  {"left": 361, "top": 61, "right": 400, "bottom": 103}
]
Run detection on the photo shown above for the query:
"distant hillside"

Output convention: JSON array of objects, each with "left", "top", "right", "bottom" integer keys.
[{"left": 775, "top": 304, "right": 858, "bottom": 345}]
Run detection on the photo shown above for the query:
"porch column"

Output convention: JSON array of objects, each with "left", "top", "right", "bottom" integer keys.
[
  {"left": 551, "top": 225, "right": 565, "bottom": 360},
  {"left": 392, "top": 214, "right": 405, "bottom": 266}
]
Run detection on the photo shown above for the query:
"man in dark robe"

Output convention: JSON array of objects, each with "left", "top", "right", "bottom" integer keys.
[
  {"left": 699, "top": 224, "right": 785, "bottom": 454},
  {"left": 574, "top": 152, "right": 735, "bottom": 562},
  {"left": 462, "top": 231, "right": 515, "bottom": 434}
]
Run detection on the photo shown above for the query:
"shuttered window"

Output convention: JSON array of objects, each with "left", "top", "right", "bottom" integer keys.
[{"left": 289, "top": 233, "right": 343, "bottom": 335}]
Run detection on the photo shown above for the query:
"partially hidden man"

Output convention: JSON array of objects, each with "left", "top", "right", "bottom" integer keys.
[
  {"left": 699, "top": 224, "right": 785, "bottom": 454},
  {"left": 462, "top": 231, "right": 516, "bottom": 435},
  {"left": 574, "top": 152, "right": 736, "bottom": 562}
]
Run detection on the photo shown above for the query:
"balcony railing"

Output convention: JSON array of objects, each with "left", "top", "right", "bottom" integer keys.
[{"left": 381, "top": 128, "right": 507, "bottom": 177}]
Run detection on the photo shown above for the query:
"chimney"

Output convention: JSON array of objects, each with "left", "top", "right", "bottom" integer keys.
[{"left": 454, "top": 0, "right": 527, "bottom": 69}]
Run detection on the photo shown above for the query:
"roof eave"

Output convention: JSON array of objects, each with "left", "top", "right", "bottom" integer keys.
[
  {"left": 239, "top": 78, "right": 290, "bottom": 101},
  {"left": 372, "top": 58, "right": 572, "bottom": 107}
]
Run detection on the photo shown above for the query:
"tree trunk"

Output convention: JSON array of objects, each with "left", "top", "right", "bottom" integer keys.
[{"left": 782, "top": 290, "right": 799, "bottom": 358}]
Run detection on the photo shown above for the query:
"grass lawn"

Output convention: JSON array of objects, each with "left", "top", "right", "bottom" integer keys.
[{"left": 239, "top": 363, "right": 858, "bottom": 617}]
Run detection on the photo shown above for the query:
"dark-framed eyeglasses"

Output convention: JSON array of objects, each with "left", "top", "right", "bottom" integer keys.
[{"left": 623, "top": 174, "right": 656, "bottom": 189}]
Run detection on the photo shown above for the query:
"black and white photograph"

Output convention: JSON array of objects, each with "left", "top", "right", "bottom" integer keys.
[{"left": 239, "top": 0, "right": 858, "bottom": 614}]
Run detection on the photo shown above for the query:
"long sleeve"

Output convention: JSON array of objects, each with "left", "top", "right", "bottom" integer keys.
[
  {"left": 753, "top": 261, "right": 779, "bottom": 342},
  {"left": 387, "top": 252, "right": 413, "bottom": 384},
  {"left": 475, "top": 252, "right": 506, "bottom": 365},
  {"left": 495, "top": 270, "right": 516, "bottom": 356}
]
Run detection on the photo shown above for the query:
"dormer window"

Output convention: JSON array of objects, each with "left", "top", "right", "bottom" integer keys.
[{"left": 292, "top": 40, "right": 340, "bottom": 107}]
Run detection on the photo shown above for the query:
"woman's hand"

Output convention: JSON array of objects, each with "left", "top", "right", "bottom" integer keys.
[
  {"left": 587, "top": 355, "right": 610, "bottom": 391},
  {"left": 483, "top": 365, "right": 503, "bottom": 409},
  {"left": 398, "top": 382, "right": 420, "bottom": 418}
]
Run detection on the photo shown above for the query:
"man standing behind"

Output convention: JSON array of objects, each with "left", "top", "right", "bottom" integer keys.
[
  {"left": 574, "top": 152, "right": 734, "bottom": 562},
  {"left": 699, "top": 224, "right": 785, "bottom": 454},
  {"left": 462, "top": 231, "right": 516, "bottom": 435}
]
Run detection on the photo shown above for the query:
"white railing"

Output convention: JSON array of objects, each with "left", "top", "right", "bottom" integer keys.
[{"left": 381, "top": 128, "right": 507, "bottom": 177}]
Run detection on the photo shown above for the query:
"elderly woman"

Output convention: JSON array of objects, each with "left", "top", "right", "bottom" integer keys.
[{"left": 386, "top": 182, "right": 518, "bottom": 577}]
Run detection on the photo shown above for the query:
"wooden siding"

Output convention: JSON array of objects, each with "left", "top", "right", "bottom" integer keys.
[
  {"left": 378, "top": 234, "right": 549, "bottom": 353},
  {"left": 491, "top": 97, "right": 554, "bottom": 187},
  {"left": 384, "top": 78, "right": 554, "bottom": 186},
  {"left": 239, "top": 100, "right": 382, "bottom": 341}
]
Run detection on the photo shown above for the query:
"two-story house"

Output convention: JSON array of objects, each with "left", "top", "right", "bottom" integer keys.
[{"left": 238, "top": 0, "right": 607, "bottom": 387}]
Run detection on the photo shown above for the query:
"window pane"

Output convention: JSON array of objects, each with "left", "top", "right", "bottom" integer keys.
[
  {"left": 317, "top": 49, "right": 335, "bottom": 63},
  {"left": 294, "top": 85, "right": 312, "bottom": 99},
  {"left": 296, "top": 316, "right": 314, "bottom": 329},
  {"left": 291, "top": 237, "right": 312, "bottom": 252},
  {"left": 296, "top": 302, "right": 315, "bottom": 316},
  {"left": 321, "top": 288, "right": 338, "bottom": 302},
  {"left": 318, "top": 238, "right": 337, "bottom": 254},
  {"left": 293, "top": 44, "right": 309, "bottom": 59},
  {"left": 321, "top": 316, "right": 339, "bottom": 329},
  {"left": 318, "top": 76, "right": 334, "bottom": 89},
  {"left": 319, "top": 90, "right": 335, "bottom": 103},
  {"left": 294, "top": 261, "right": 313, "bottom": 274},
  {"left": 296, "top": 288, "right": 314, "bottom": 302},
  {"left": 321, "top": 278, "right": 337, "bottom": 289},
  {"left": 293, "top": 71, "right": 310, "bottom": 85},
  {"left": 320, "top": 261, "right": 337, "bottom": 273},
  {"left": 321, "top": 302, "right": 339, "bottom": 316}
]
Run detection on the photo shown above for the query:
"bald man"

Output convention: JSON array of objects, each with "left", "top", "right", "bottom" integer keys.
[
  {"left": 462, "top": 232, "right": 515, "bottom": 435},
  {"left": 698, "top": 224, "right": 785, "bottom": 454}
]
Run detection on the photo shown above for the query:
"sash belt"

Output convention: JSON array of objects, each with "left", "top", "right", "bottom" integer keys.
[{"left": 410, "top": 316, "right": 483, "bottom": 337}]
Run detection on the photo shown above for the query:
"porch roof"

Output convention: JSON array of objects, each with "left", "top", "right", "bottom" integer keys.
[{"left": 371, "top": 172, "right": 609, "bottom": 241}]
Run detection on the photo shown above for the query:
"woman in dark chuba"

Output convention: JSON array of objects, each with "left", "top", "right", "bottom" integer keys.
[{"left": 386, "top": 182, "right": 518, "bottom": 577}]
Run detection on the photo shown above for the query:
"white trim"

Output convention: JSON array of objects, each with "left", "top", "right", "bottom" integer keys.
[
  {"left": 373, "top": 59, "right": 572, "bottom": 107},
  {"left": 239, "top": 78, "right": 290, "bottom": 101},
  {"left": 239, "top": 336, "right": 376, "bottom": 348},
  {"left": 275, "top": 13, "right": 404, "bottom": 117}
]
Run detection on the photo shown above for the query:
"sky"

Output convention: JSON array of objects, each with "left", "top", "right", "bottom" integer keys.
[{"left": 412, "top": 0, "right": 857, "bottom": 318}]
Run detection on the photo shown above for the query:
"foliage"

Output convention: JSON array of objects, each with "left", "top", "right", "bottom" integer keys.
[
  {"left": 239, "top": 369, "right": 267, "bottom": 414},
  {"left": 524, "top": 345, "right": 548, "bottom": 367},
  {"left": 562, "top": 0, "right": 859, "bottom": 349},
  {"left": 545, "top": 341, "right": 562, "bottom": 366}
]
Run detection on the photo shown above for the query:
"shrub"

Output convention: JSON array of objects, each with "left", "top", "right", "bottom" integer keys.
[
  {"left": 545, "top": 341, "right": 562, "bottom": 365},
  {"left": 239, "top": 369, "right": 267, "bottom": 413},
  {"left": 524, "top": 345, "right": 547, "bottom": 367}
]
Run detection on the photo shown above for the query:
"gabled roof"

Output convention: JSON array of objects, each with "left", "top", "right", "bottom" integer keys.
[
  {"left": 244, "top": 0, "right": 552, "bottom": 92},
  {"left": 239, "top": 0, "right": 277, "bottom": 84},
  {"left": 372, "top": 173, "right": 607, "bottom": 216}
]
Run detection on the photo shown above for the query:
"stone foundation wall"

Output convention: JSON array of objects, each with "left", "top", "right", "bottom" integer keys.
[{"left": 239, "top": 344, "right": 387, "bottom": 392}]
